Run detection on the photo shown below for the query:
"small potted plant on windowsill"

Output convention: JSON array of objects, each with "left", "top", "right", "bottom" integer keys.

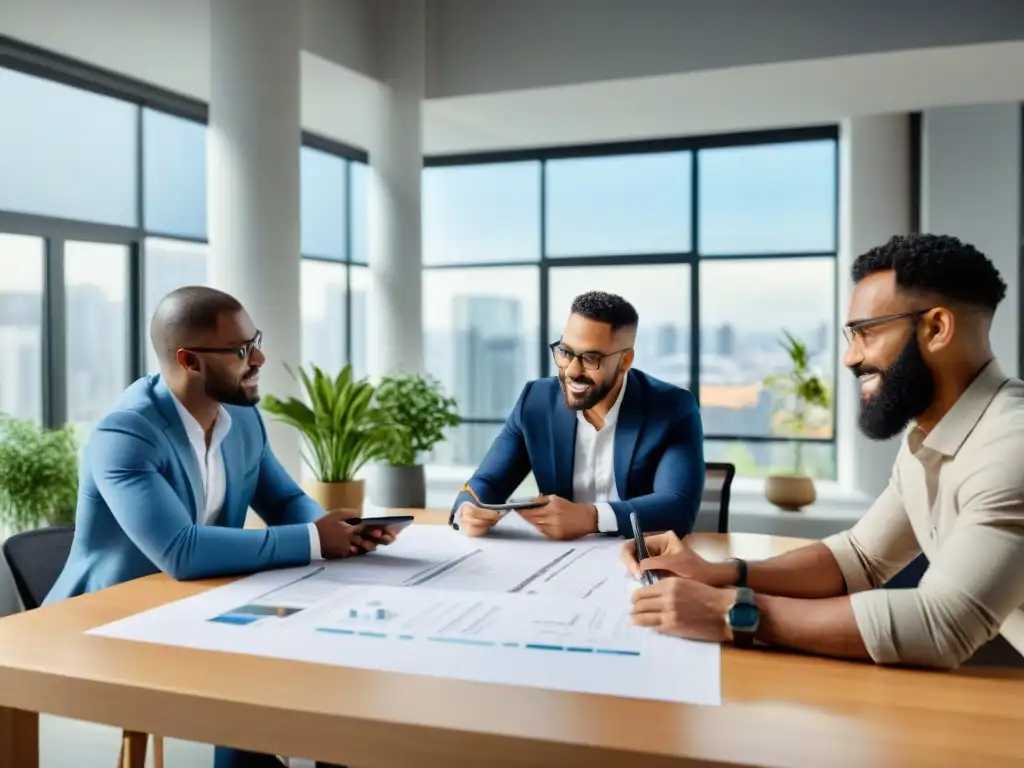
[
  {"left": 371, "top": 371, "right": 460, "bottom": 509},
  {"left": 762, "top": 330, "right": 832, "bottom": 511},
  {"left": 260, "top": 364, "right": 405, "bottom": 514},
  {"left": 0, "top": 414, "right": 79, "bottom": 537}
]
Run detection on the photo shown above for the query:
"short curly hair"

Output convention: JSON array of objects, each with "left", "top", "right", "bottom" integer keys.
[
  {"left": 570, "top": 291, "right": 639, "bottom": 332},
  {"left": 852, "top": 233, "right": 1007, "bottom": 315}
]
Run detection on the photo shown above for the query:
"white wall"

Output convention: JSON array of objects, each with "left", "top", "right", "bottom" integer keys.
[
  {"left": 426, "top": 0, "right": 1024, "bottom": 98},
  {"left": 837, "top": 114, "right": 912, "bottom": 498},
  {"left": 921, "top": 104, "right": 1022, "bottom": 377},
  {"left": 422, "top": 41, "right": 1024, "bottom": 156},
  {"left": 300, "top": 0, "right": 379, "bottom": 79}
]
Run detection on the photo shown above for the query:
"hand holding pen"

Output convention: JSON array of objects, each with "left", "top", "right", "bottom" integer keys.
[{"left": 628, "top": 512, "right": 660, "bottom": 586}]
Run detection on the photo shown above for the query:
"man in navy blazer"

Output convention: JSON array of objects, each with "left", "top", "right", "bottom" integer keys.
[
  {"left": 45, "top": 286, "right": 385, "bottom": 767},
  {"left": 451, "top": 291, "right": 705, "bottom": 540}
]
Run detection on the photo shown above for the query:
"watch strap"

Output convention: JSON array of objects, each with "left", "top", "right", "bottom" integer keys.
[
  {"left": 733, "top": 628, "right": 755, "bottom": 648},
  {"left": 730, "top": 557, "right": 748, "bottom": 587}
]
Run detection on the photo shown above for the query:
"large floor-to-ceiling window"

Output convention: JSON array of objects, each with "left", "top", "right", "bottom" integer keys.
[
  {"left": 0, "top": 59, "right": 366, "bottom": 437},
  {"left": 422, "top": 129, "right": 839, "bottom": 481},
  {"left": 299, "top": 142, "right": 369, "bottom": 381}
]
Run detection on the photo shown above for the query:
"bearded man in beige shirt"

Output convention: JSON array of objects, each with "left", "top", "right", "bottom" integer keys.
[{"left": 626, "top": 233, "right": 1024, "bottom": 669}]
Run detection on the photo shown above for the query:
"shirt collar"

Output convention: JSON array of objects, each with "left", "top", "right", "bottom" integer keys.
[
  {"left": 169, "top": 392, "right": 232, "bottom": 447},
  {"left": 576, "top": 371, "right": 628, "bottom": 429},
  {"left": 912, "top": 359, "right": 1008, "bottom": 457}
]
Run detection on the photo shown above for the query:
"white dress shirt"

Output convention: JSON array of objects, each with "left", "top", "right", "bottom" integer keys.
[
  {"left": 573, "top": 374, "right": 626, "bottom": 534},
  {"left": 170, "top": 396, "right": 322, "bottom": 559},
  {"left": 458, "top": 377, "right": 627, "bottom": 533}
]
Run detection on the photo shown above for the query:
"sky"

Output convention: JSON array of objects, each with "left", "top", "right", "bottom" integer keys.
[{"left": 2, "top": 62, "right": 839, "bottom": 340}]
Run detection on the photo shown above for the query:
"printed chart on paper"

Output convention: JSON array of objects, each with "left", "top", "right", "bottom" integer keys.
[{"left": 90, "top": 515, "right": 721, "bottom": 705}]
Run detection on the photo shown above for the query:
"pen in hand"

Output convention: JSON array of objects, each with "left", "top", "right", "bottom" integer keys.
[{"left": 629, "top": 511, "right": 658, "bottom": 586}]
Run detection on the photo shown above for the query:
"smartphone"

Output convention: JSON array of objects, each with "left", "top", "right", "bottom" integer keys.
[
  {"left": 474, "top": 498, "right": 549, "bottom": 512},
  {"left": 344, "top": 515, "right": 415, "bottom": 531}
]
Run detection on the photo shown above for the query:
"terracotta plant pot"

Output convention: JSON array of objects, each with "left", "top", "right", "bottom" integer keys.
[
  {"left": 303, "top": 479, "right": 365, "bottom": 514},
  {"left": 765, "top": 474, "right": 816, "bottom": 511}
]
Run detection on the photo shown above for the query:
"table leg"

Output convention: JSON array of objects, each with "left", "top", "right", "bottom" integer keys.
[
  {"left": 152, "top": 734, "right": 164, "bottom": 768},
  {"left": 119, "top": 731, "right": 149, "bottom": 768},
  {"left": 0, "top": 705, "right": 38, "bottom": 767}
]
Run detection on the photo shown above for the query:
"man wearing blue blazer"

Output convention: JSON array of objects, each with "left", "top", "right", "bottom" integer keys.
[
  {"left": 45, "top": 286, "right": 384, "bottom": 767},
  {"left": 451, "top": 291, "right": 705, "bottom": 540}
]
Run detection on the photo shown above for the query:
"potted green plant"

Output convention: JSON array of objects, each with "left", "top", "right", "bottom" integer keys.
[
  {"left": 260, "top": 364, "right": 405, "bottom": 514},
  {"left": 0, "top": 414, "right": 78, "bottom": 535},
  {"left": 371, "top": 371, "right": 460, "bottom": 509},
  {"left": 762, "top": 330, "right": 832, "bottom": 511}
]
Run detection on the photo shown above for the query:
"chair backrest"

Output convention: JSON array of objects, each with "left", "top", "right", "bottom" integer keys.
[
  {"left": 1, "top": 525, "right": 75, "bottom": 611},
  {"left": 694, "top": 462, "right": 736, "bottom": 534}
]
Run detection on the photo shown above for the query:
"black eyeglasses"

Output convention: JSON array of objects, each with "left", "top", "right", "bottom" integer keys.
[
  {"left": 185, "top": 330, "right": 262, "bottom": 360},
  {"left": 843, "top": 310, "right": 931, "bottom": 344},
  {"left": 549, "top": 341, "right": 631, "bottom": 371}
]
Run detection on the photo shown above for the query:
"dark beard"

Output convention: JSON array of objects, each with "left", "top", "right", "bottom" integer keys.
[
  {"left": 204, "top": 367, "right": 260, "bottom": 407},
  {"left": 855, "top": 334, "right": 935, "bottom": 440},
  {"left": 558, "top": 369, "right": 616, "bottom": 411}
]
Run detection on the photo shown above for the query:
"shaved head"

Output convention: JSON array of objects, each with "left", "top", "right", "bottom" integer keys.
[
  {"left": 150, "top": 286, "right": 243, "bottom": 366},
  {"left": 150, "top": 285, "right": 266, "bottom": 411}
]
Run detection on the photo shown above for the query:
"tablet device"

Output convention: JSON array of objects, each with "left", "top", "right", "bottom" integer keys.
[
  {"left": 345, "top": 515, "right": 415, "bottom": 531},
  {"left": 474, "top": 498, "right": 549, "bottom": 512}
]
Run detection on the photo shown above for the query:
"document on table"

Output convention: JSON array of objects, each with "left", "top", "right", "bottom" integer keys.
[
  {"left": 291, "top": 518, "right": 633, "bottom": 600},
  {"left": 89, "top": 523, "right": 722, "bottom": 706}
]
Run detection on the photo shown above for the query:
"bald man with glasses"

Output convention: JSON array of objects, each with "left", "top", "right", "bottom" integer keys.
[{"left": 46, "top": 286, "right": 401, "bottom": 605}]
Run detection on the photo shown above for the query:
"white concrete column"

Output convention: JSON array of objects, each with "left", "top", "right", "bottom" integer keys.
[
  {"left": 837, "top": 114, "right": 912, "bottom": 498},
  {"left": 921, "top": 104, "right": 1021, "bottom": 378},
  {"left": 208, "top": 0, "right": 302, "bottom": 475},
  {"left": 367, "top": 0, "right": 425, "bottom": 379}
]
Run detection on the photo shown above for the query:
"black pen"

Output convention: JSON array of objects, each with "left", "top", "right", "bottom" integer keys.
[{"left": 629, "top": 511, "right": 658, "bottom": 586}]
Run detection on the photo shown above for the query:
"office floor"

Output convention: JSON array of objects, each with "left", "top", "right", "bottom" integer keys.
[
  {"left": 41, "top": 717, "right": 321, "bottom": 767},
  {"left": 41, "top": 716, "right": 210, "bottom": 766}
]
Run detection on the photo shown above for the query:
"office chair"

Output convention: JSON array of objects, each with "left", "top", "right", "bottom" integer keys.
[
  {"left": 696, "top": 462, "right": 736, "bottom": 534},
  {"left": 1, "top": 526, "right": 163, "bottom": 768},
  {"left": 2, "top": 525, "right": 76, "bottom": 611}
]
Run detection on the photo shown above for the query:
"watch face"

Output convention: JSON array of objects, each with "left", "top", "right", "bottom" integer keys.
[{"left": 728, "top": 602, "right": 759, "bottom": 631}]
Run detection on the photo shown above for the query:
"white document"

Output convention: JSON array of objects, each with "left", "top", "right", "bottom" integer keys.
[{"left": 89, "top": 524, "right": 722, "bottom": 706}]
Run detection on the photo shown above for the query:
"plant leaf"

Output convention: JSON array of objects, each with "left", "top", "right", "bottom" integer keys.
[{"left": 260, "top": 363, "right": 408, "bottom": 482}]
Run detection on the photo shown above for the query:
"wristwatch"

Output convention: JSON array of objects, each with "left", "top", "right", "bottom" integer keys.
[{"left": 726, "top": 586, "right": 760, "bottom": 648}]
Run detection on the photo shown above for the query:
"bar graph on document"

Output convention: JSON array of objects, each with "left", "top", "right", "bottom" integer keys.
[{"left": 310, "top": 584, "right": 647, "bottom": 657}]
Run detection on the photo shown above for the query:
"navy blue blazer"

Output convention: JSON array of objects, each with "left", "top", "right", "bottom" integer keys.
[
  {"left": 44, "top": 374, "right": 322, "bottom": 605},
  {"left": 449, "top": 369, "right": 705, "bottom": 536}
]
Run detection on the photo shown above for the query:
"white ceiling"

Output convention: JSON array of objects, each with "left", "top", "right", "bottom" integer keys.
[
  {"left": 422, "top": 40, "right": 1024, "bottom": 154},
  {"left": 3, "top": 0, "right": 1024, "bottom": 155}
]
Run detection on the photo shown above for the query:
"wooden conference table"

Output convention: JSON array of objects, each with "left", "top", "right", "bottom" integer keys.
[{"left": 1, "top": 509, "right": 1023, "bottom": 767}]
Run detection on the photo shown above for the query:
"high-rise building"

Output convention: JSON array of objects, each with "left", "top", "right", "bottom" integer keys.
[
  {"left": 655, "top": 323, "right": 678, "bottom": 356},
  {"left": 0, "top": 325, "right": 41, "bottom": 422},
  {"left": 452, "top": 295, "right": 524, "bottom": 463},
  {"left": 716, "top": 323, "right": 735, "bottom": 357}
]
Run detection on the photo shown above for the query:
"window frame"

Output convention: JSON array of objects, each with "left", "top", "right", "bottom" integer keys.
[
  {"left": 423, "top": 126, "right": 841, "bottom": 469},
  {"left": 0, "top": 35, "right": 369, "bottom": 430}
]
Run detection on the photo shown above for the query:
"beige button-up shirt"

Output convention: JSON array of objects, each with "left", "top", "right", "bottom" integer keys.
[{"left": 823, "top": 360, "right": 1024, "bottom": 669}]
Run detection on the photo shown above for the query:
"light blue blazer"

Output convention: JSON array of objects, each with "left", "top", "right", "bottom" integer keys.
[{"left": 44, "top": 374, "right": 322, "bottom": 605}]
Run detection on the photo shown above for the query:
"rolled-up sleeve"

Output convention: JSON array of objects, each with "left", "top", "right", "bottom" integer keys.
[
  {"left": 845, "top": 459, "right": 1024, "bottom": 669},
  {"left": 822, "top": 477, "right": 921, "bottom": 594}
]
